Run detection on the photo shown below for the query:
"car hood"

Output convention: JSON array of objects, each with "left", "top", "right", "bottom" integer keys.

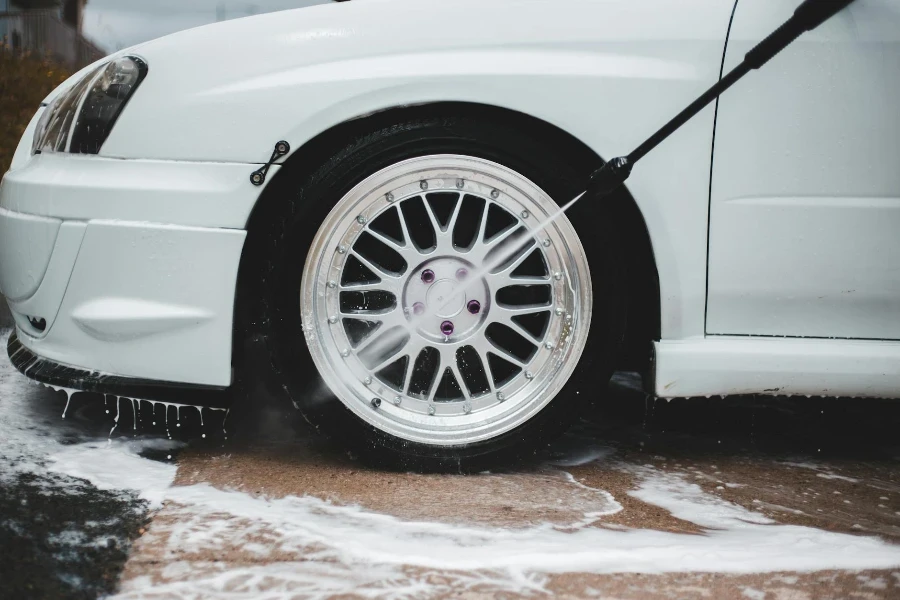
[
  {"left": 125, "top": 0, "right": 681, "bottom": 90},
  {"left": 85, "top": 0, "right": 726, "bottom": 163}
]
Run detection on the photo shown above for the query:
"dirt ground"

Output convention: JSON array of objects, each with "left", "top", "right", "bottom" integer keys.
[
  {"left": 105, "top": 374, "right": 900, "bottom": 599},
  {"left": 117, "top": 441, "right": 900, "bottom": 598}
]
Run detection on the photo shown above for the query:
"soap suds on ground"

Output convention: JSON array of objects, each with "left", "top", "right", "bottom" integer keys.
[{"left": 3, "top": 326, "right": 900, "bottom": 599}]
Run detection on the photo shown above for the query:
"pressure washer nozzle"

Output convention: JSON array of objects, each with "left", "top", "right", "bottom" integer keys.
[{"left": 584, "top": 156, "right": 633, "bottom": 201}]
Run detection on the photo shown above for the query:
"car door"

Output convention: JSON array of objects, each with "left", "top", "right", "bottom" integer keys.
[{"left": 707, "top": 0, "right": 900, "bottom": 339}]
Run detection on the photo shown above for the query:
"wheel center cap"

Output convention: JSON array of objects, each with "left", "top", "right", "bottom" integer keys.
[
  {"left": 426, "top": 279, "right": 464, "bottom": 318},
  {"left": 402, "top": 256, "right": 487, "bottom": 343}
]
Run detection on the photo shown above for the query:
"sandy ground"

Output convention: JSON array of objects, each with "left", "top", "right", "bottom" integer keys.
[
  {"left": 107, "top": 376, "right": 900, "bottom": 599},
  {"left": 118, "top": 439, "right": 900, "bottom": 598}
]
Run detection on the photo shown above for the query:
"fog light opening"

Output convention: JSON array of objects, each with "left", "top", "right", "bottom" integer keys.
[{"left": 28, "top": 317, "right": 47, "bottom": 332}]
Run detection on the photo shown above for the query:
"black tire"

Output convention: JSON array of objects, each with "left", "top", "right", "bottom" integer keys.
[{"left": 236, "top": 112, "right": 627, "bottom": 471}]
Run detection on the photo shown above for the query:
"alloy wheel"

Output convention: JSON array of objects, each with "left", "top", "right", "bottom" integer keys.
[{"left": 300, "top": 155, "right": 592, "bottom": 445}]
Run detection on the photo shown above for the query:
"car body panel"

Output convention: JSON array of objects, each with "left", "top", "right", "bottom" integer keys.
[
  {"left": 0, "top": 207, "right": 61, "bottom": 302},
  {"left": 14, "top": 220, "right": 245, "bottom": 387},
  {"left": 2, "top": 220, "right": 84, "bottom": 336},
  {"left": 707, "top": 0, "right": 900, "bottom": 339},
  {"left": 1, "top": 152, "right": 280, "bottom": 229},
  {"left": 98, "top": 0, "right": 736, "bottom": 342},
  {"left": 654, "top": 337, "right": 900, "bottom": 399},
  {"left": 2, "top": 0, "right": 898, "bottom": 400}
]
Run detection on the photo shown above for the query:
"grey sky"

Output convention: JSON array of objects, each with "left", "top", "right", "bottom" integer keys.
[{"left": 83, "top": 0, "right": 329, "bottom": 52}]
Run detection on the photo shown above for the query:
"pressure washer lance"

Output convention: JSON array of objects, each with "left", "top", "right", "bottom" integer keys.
[
  {"left": 584, "top": 0, "right": 857, "bottom": 202},
  {"left": 454, "top": 0, "right": 858, "bottom": 299},
  {"left": 362, "top": 0, "right": 858, "bottom": 372}
]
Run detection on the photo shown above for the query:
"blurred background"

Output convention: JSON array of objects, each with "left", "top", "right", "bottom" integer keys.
[{"left": 0, "top": 0, "right": 328, "bottom": 174}]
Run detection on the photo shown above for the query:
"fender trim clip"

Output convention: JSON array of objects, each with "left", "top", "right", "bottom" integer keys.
[{"left": 250, "top": 140, "right": 290, "bottom": 186}]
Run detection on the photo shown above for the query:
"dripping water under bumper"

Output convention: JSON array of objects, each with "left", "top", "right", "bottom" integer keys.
[{"left": 6, "top": 331, "right": 231, "bottom": 408}]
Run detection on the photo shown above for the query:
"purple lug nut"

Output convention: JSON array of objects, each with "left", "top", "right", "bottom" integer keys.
[
  {"left": 440, "top": 321, "right": 454, "bottom": 336},
  {"left": 456, "top": 268, "right": 468, "bottom": 281},
  {"left": 467, "top": 300, "right": 481, "bottom": 315},
  {"left": 421, "top": 269, "right": 435, "bottom": 283},
  {"left": 412, "top": 302, "right": 426, "bottom": 316}
]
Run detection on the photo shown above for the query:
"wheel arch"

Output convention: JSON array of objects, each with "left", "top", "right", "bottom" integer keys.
[{"left": 237, "top": 102, "right": 659, "bottom": 373}]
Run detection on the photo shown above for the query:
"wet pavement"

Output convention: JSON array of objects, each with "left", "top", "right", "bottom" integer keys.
[
  {"left": 2, "top": 324, "right": 900, "bottom": 598},
  {"left": 0, "top": 469, "right": 148, "bottom": 599},
  {"left": 0, "top": 302, "right": 12, "bottom": 329}
]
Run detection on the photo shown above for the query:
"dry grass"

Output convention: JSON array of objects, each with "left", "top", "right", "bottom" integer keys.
[{"left": 0, "top": 48, "right": 70, "bottom": 176}]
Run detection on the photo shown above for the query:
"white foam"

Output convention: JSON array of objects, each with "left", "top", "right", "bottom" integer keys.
[
  {"left": 119, "top": 560, "right": 505, "bottom": 600},
  {"left": 47, "top": 439, "right": 179, "bottom": 508},
  {"left": 781, "top": 461, "right": 860, "bottom": 483},
  {"left": 111, "top": 464, "right": 900, "bottom": 598},
  {"left": 816, "top": 473, "right": 860, "bottom": 483},
  {"left": 5, "top": 330, "right": 900, "bottom": 599},
  {"left": 0, "top": 330, "right": 178, "bottom": 507}
]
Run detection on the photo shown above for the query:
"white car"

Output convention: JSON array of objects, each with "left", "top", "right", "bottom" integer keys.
[{"left": 1, "top": 0, "right": 897, "bottom": 466}]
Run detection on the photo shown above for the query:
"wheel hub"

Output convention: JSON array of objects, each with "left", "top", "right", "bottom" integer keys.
[{"left": 404, "top": 257, "right": 488, "bottom": 342}]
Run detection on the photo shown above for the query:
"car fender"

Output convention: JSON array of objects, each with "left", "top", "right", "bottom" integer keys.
[{"left": 101, "top": 0, "right": 738, "bottom": 339}]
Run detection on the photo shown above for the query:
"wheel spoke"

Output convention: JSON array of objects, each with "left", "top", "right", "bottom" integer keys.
[
  {"left": 467, "top": 222, "right": 531, "bottom": 267},
  {"left": 486, "top": 272, "right": 550, "bottom": 291},
  {"left": 485, "top": 341, "right": 527, "bottom": 368},
  {"left": 400, "top": 351, "right": 416, "bottom": 395},
  {"left": 487, "top": 223, "right": 527, "bottom": 249},
  {"left": 446, "top": 193, "right": 465, "bottom": 234},
  {"left": 339, "top": 281, "right": 390, "bottom": 292},
  {"left": 491, "top": 240, "right": 535, "bottom": 275},
  {"left": 386, "top": 336, "right": 427, "bottom": 395},
  {"left": 366, "top": 226, "right": 423, "bottom": 267},
  {"left": 392, "top": 203, "right": 421, "bottom": 253},
  {"left": 369, "top": 347, "right": 406, "bottom": 374},
  {"left": 431, "top": 193, "right": 464, "bottom": 254},
  {"left": 426, "top": 350, "right": 445, "bottom": 402},
  {"left": 350, "top": 251, "right": 403, "bottom": 283},
  {"left": 351, "top": 308, "right": 408, "bottom": 353},
  {"left": 494, "top": 312, "right": 544, "bottom": 342},
  {"left": 421, "top": 198, "right": 444, "bottom": 242},
  {"left": 448, "top": 357, "right": 471, "bottom": 401},
  {"left": 494, "top": 304, "right": 551, "bottom": 318},
  {"left": 509, "top": 275, "right": 552, "bottom": 285},
  {"left": 475, "top": 201, "right": 491, "bottom": 247},
  {"left": 475, "top": 347, "right": 497, "bottom": 393}
]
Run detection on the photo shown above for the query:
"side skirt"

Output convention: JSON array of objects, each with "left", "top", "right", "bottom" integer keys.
[{"left": 653, "top": 337, "right": 900, "bottom": 399}]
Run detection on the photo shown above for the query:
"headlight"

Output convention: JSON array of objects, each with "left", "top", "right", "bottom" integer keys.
[
  {"left": 32, "top": 64, "right": 103, "bottom": 154},
  {"left": 32, "top": 56, "right": 148, "bottom": 155}
]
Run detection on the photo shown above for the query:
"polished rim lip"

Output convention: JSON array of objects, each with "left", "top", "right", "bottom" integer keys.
[{"left": 300, "top": 155, "right": 593, "bottom": 446}]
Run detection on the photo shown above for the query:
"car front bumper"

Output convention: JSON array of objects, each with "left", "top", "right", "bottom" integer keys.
[{"left": 0, "top": 151, "right": 275, "bottom": 391}]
